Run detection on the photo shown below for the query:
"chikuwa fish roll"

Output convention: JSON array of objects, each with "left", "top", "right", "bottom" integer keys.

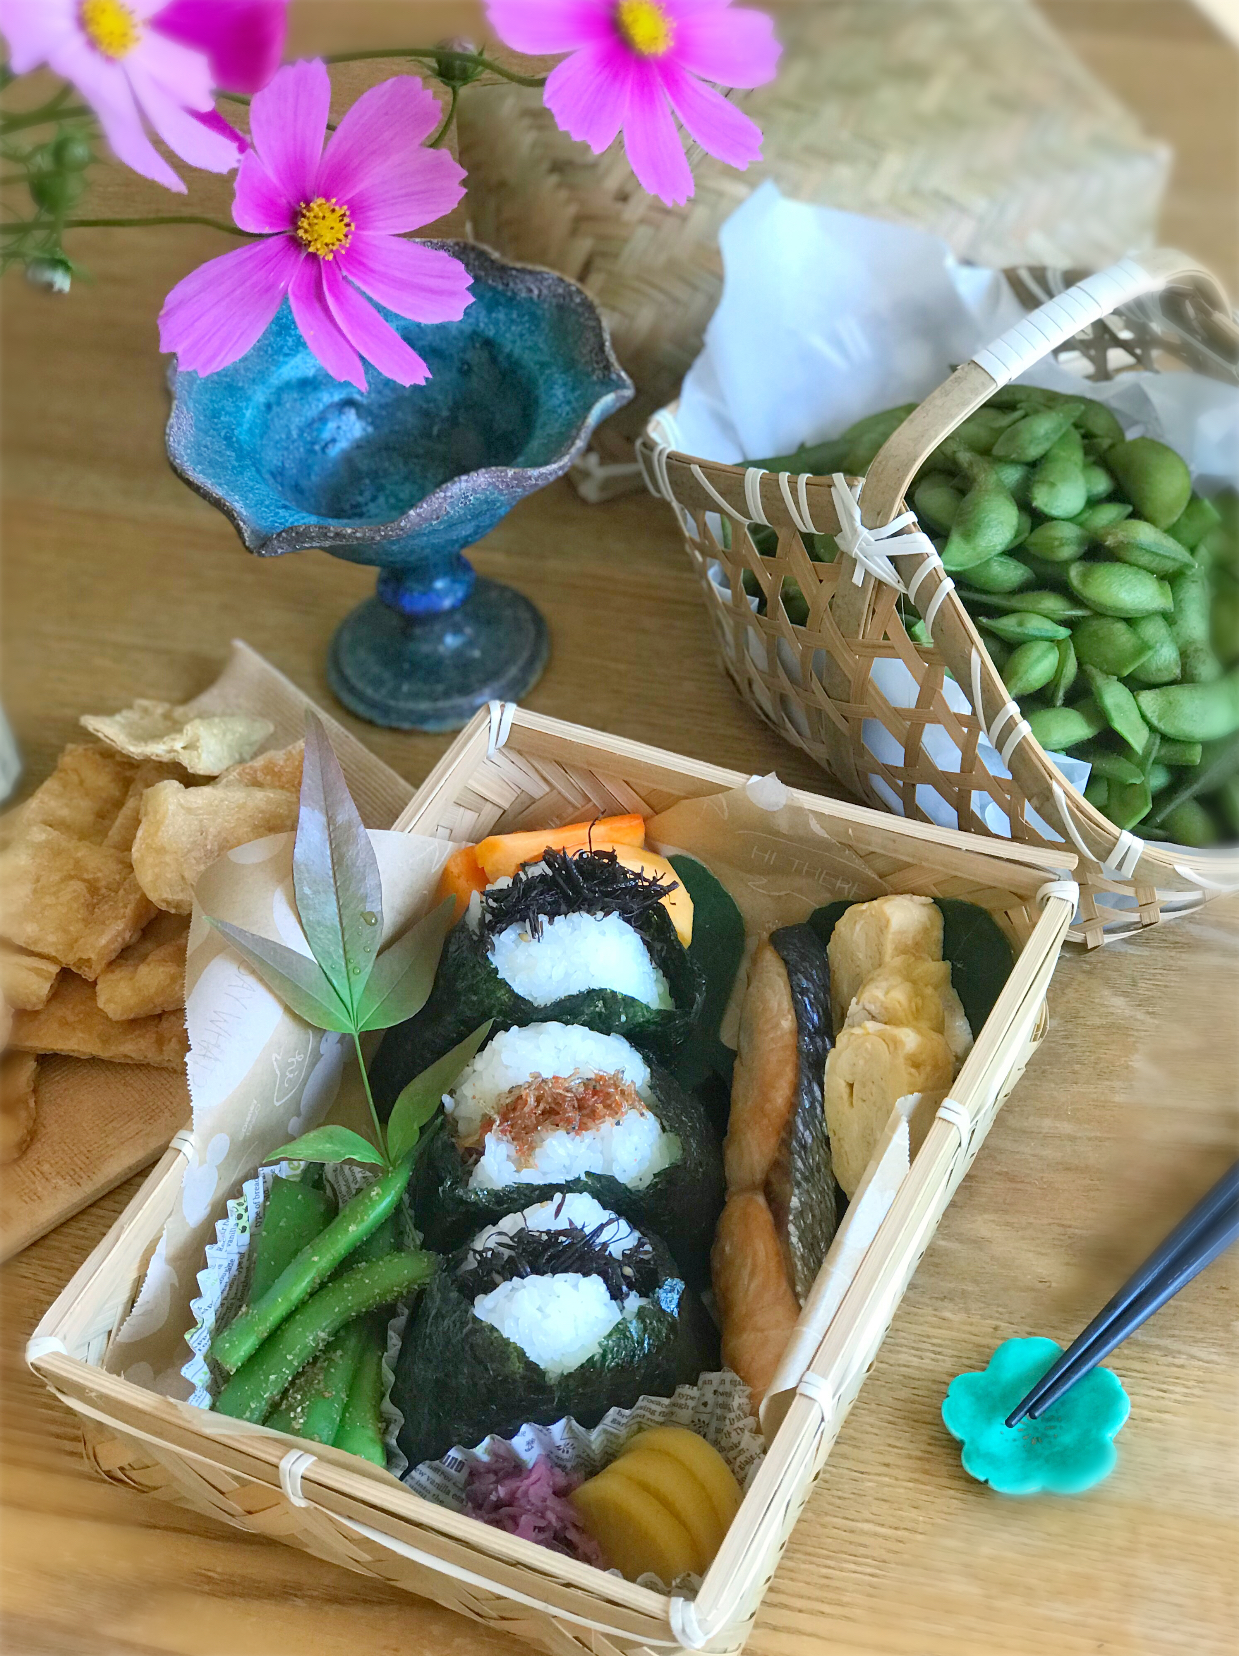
[
  {"left": 413, "top": 1021, "right": 725, "bottom": 1286},
  {"left": 394, "top": 1195, "right": 718, "bottom": 1468},
  {"left": 371, "top": 848, "right": 705, "bottom": 1108}
]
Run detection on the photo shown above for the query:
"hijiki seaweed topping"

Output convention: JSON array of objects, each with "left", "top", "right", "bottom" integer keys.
[
  {"left": 462, "top": 1071, "right": 647, "bottom": 1168},
  {"left": 480, "top": 847, "right": 678, "bottom": 943},
  {"left": 459, "top": 1203, "right": 658, "bottom": 1306}
]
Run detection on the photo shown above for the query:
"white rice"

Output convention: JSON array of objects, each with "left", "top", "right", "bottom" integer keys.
[
  {"left": 489, "top": 910, "right": 672, "bottom": 1010},
  {"left": 466, "top": 1195, "right": 646, "bottom": 1378},
  {"left": 445, "top": 1023, "right": 681, "bottom": 1193}
]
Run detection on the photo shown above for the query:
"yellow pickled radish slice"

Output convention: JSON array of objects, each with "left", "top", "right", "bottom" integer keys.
[
  {"left": 570, "top": 1469, "right": 698, "bottom": 1584},
  {"left": 603, "top": 1448, "right": 723, "bottom": 1572},
  {"left": 620, "top": 1427, "right": 742, "bottom": 1530}
]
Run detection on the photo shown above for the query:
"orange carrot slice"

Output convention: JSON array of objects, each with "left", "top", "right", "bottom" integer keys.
[
  {"left": 434, "top": 845, "right": 488, "bottom": 923},
  {"left": 474, "top": 814, "right": 646, "bottom": 882}
]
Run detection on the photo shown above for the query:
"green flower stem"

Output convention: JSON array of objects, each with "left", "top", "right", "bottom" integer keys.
[
  {"left": 353, "top": 1030, "right": 389, "bottom": 1166},
  {"left": 428, "top": 84, "right": 459, "bottom": 149},
  {"left": 322, "top": 46, "right": 548, "bottom": 87},
  {"left": 1, "top": 99, "right": 91, "bottom": 135},
  {"left": 0, "top": 214, "right": 256, "bottom": 237}
]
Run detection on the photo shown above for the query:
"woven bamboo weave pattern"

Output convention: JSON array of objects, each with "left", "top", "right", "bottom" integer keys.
[{"left": 460, "top": 0, "right": 1168, "bottom": 458}]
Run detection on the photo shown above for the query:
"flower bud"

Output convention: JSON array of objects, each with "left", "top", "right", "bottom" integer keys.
[
  {"left": 26, "top": 255, "right": 72, "bottom": 295},
  {"left": 434, "top": 38, "right": 484, "bottom": 87}
]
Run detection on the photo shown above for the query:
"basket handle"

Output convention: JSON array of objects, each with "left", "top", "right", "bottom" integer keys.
[{"left": 861, "top": 248, "right": 1235, "bottom": 528}]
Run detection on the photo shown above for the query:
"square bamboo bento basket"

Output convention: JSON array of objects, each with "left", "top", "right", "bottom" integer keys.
[{"left": 28, "top": 705, "right": 1078, "bottom": 1656}]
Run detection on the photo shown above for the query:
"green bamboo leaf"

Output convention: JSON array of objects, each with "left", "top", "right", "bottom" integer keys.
[
  {"left": 386, "top": 1020, "right": 493, "bottom": 1166},
  {"left": 293, "top": 711, "right": 383, "bottom": 1019},
  {"left": 207, "top": 917, "right": 353, "bottom": 1032},
  {"left": 265, "top": 1126, "right": 386, "bottom": 1167},
  {"left": 356, "top": 896, "right": 455, "bottom": 1032}
]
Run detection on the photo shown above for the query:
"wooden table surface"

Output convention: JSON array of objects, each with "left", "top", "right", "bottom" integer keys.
[{"left": 3, "top": 4, "right": 1237, "bottom": 1653}]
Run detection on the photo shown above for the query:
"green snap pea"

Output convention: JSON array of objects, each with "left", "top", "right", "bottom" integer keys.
[
  {"left": 1082, "top": 666, "right": 1149, "bottom": 755},
  {"left": 842, "top": 403, "right": 918, "bottom": 474},
  {"left": 1027, "top": 703, "right": 1106, "bottom": 751},
  {"left": 1098, "top": 520, "right": 1195, "bottom": 577},
  {"left": 1067, "top": 562, "right": 1173, "bottom": 619},
  {"left": 991, "top": 402, "right": 1083, "bottom": 463},
  {"left": 979, "top": 612, "right": 1071, "bottom": 643},
  {"left": 1030, "top": 424, "right": 1087, "bottom": 520},
  {"left": 248, "top": 1178, "right": 336, "bottom": 1305},
  {"left": 1075, "top": 400, "right": 1126, "bottom": 444},
  {"left": 1073, "top": 501, "right": 1132, "bottom": 535},
  {"left": 913, "top": 475, "right": 962, "bottom": 533},
  {"left": 1072, "top": 616, "right": 1153, "bottom": 679},
  {"left": 211, "top": 1156, "right": 417, "bottom": 1375},
  {"left": 1025, "top": 519, "right": 1088, "bottom": 564},
  {"left": 1082, "top": 463, "right": 1115, "bottom": 503},
  {"left": 214, "top": 1251, "right": 437, "bottom": 1423},
  {"left": 265, "top": 1317, "right": 371, "bottom": 1446},
  {"left": 1126, "top": 614, "right": 1182, "bottom": 687},
  {"left": 1135, "top": 673, "right": 1239, "bottom": 742},
  {"left": 1170, "top": 564, "right": 1221, "bottom": 684},
  {"left": 1049, "top": 637, "right": 1078, "bottom": 707},
  {"left": 1167, "top": 495, "right": 1221, "bottom": 552},
  {"left": 1002, "top": 639, "right": 1060, "bottom": 698},
  {"left": 1157, "top": 738, "right": 1203, "bottom": 766},
  {"left": 960, "top": 553, "right": 1035, "bottom": 594},
  {"left": 942, "top": 476, "right": 1020, "bottom": 571},
  {"left": 1106, "top": 437, "right": 1192, "bottom": 530},
  {"left": 333, "top": 1318, "right": 389, "bottom": 1467},
  {"left": 1161, "top": 798, "right": 1220, "bottom": 847}
]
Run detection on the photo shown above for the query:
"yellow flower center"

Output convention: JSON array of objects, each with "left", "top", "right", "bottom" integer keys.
[
  {"left": 295, "top": 197, "right": 354, "bottom": 260},
  {"left": 615, "top": 0, "right": 675, "bottom": 57},
  {"left": 79, "top": 0, "right": 141, "bottom": 59}
]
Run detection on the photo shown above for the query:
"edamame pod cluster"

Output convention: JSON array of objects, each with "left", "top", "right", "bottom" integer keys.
[{"left": 742, "top": 388, "right": 1238, "bottom": 846}]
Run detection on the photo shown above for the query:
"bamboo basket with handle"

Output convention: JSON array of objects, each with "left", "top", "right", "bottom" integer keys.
[
  {"left": 637, "top": 250, "right": 1239, "bottom": 947},
  {"left": 30, "top": 704, "right": 1075, "bottom": 1656}
]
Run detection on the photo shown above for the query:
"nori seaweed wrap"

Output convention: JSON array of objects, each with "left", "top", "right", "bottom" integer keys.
[
  {"left": 371, "top": 850, "right": 705, "bottom": 1110},
  {"left": 394, "top": 1195, "right": 719, "bottom": 1468}
]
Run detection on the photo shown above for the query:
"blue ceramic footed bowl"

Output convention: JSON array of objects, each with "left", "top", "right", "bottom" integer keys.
[{"left": 166, "top": 239, "right": 633, "bottom": 730}]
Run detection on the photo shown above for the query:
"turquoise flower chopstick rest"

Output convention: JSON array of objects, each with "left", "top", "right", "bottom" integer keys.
[{"left": 942, "top": 1336, "right": 1130, "bottom": 1495}]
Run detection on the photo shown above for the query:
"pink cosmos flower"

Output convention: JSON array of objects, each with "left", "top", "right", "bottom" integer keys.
[
  {"left": 158, "top": 60, "right": 473, "bottom": 391},
  {"left": 0, "top": 0, "right": 272, "bottom": 191},
  {"left": 153, "top": 0, "right": 289, "bottom": 95},
  {"left": 486, "top": 0, "right": 780, "bottom": 207}
]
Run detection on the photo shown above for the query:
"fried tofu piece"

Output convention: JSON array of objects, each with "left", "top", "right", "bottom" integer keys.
[
  {"left": 0, "top": 825, "right": 155, "bottom": 978},
  {"left": 81, "top": 700, "right": 272, "bottom": 776},
  {"left": 712, "top": 1191, "right": 802, "bottom": 1403},
  {"left": 130, "top": 778, "right": 299, "bottom": 912},
  {"left": 95, "top": 910, "right": 189, "bottom": 1020},
  {"left": 218, "top": 739, "right": 304, "bottom": 793},
  {"left": 824, "top": 1022, "right": 954, "bottom": 1197},
  {"left": 723, "top": 941, "right": 798, "bottom": 1194},
  {"left": 0, "top": 942, "right": 61, "bottom": 1012},
  {"left": 827, "top": 895, "right": 943, "bottom": 1034},
  {"left": 844, "top": 953, "right": 972, "bottom": 1064},
  {"left": 9, "top": 972, "right": 187, "bottom": 1068},
  {"left": 0, "top": 1051, "right": 38, "bottom": 1164}
]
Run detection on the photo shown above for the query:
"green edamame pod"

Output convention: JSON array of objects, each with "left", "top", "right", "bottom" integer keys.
[
  {"left": 979, "top": 612, "right": 1071, "bottom": 644},
  {"left": 1067, "top": 562, "right": 1173, "bottom": 619},
  {"left": 214, "top": 1250, "right": 437, "bottom": 1423},
  {"left": 960, "top": 554, "right": 1035, "bottom": 594},
  {"left": 955, "top": 451, "right": 1031, "bottom": 503},
  {"left": 906, "top": 616, "right": 934, "bottom": 650},
  {"left": 1135, "top": 673, "right": 1239, "bottom": 742},
  {"left": 987, "top": 385, "right": 1059, "bottom": 411},
  {"left": 965, "top": 589, "right": 1087, "bottom": 622},
  {"left": 211, "top": 1156, "right": 418, "bottom": 1375},
  {"left": 1084, "top": 776, "right": 1109, "bottom": 811},
  {"left": 1071, "top": 616, "right": 1153, "bottom": 679},
  {"left": 1211, "top": 583, "right": 1239, "bottom": 668},
  {"left": 1082, "top": 464, "right": 1115, "bottom": 503},
  {"left": 1098, "top": 520, "right": 1194, "bottom": 578},
  {"left": 942, "top": 476, "right": 1020, "bottom": 571},
  {"left": 803, "top": 531, "right": 838, "bottom": 563},
  {"left": 1073, "top": 501, "right": 1132, "bottom": 535},
  {"left": 913, "top": 475, "right": 962, "bottom": 533},
  {"left": 1027, "top": 703, "right": 1106, "bottom": 751},
  {"left": 334, "top": 1319, "right": 389, "bottom": 1467},
  {"left": 1126, "top": 614, "right": 1182, "bottom": 687},
  {"left": 1029, "top": 424, "right": 1087, "bottom": 520},
  {"left": 948, "top": 406, "right": 1022, "bottom": 455},
  {"left": 1107, "top": 437, "right": 1192, "bottom": 529},
  {"left": 1167, "top": 495, "right": 1221, "bottom": 552},
  {"left": 1147, "top": 762, "right": 1173, "bottom": 794},
  {"left": 991, "top": 402, "right": 1083, "bottom": 463},
  {"left": 1004, "top": 508, "right": 1033, "bottom": 551},
  {"left": 1105, "top": 778, "right": 1154, "bottom": 830},
  {"left": 1002, "top": 639, "right": 1060, "bottom": 699},
  {"left": 1157, "top": 738, "right": 1203, "bottom": 766},
  {"left": 1075, "top": 400, "right": 1126, "bottom": 445},
  {"left": 249, "top": 1178, "right": 337, "bottom": 1305},
  {"left": 1049, "top": 638, "right": 1077, "bottom": 707},
  {"left": 780, "top": 577, "right": 809, "bottom": 627},
  {"left": 744, "top": 437, "right": 851, "bottom": 475},
  {"left": 1218, "top": 775, "right": 1239, "bottom": 837},
  {"left": 1161, "top": 798, "right": 1220, "bottom": 847},
  {"left": 1200, "top": 523, "right": 1239, "bottom": 581},
  {"left": 1170, "top": 564, "right": 1221, "bottom": 684},
  {"left": 1082, "top": 666, "right": 1149, "bottom": 755},
  {"left": 1146, "top": 733, "right": 1239, "bottom": 826},
  {"left": 842, "top": 403, "right": 918, "bottom": 474},
  {"left": 1082, "top": 748, "right": 1144, "bottom": 785},
  {"left": 1024, "top": 519, "right": 1088, "bottom": 564}
]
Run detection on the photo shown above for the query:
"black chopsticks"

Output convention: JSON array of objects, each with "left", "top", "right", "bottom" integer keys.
[{"left": 1006, "top": 1160, "right": 1239, "bottom": 1427}]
